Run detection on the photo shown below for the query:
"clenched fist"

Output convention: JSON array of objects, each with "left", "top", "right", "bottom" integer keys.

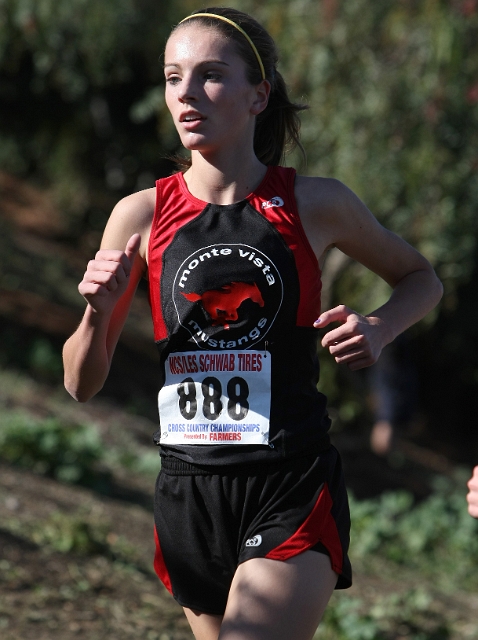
[{"left": 78, "top": 234, "right": 141, "bottom": 315}]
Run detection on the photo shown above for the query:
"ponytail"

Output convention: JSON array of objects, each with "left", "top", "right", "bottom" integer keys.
[{"left": 255, "top": 69, "right": 307, "bottom": 166}]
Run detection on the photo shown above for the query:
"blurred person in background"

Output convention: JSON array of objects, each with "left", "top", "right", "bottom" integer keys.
[
  {"left": 467, "top": 466, "right": 478, "bottom": 518},
  {"left": 368, "top": 334, "right": 418, "bottom": 456}
]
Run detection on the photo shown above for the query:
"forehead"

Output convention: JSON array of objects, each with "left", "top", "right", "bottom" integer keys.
[{"left": 165, "top": 23, "right": 239, "bottom": 65}]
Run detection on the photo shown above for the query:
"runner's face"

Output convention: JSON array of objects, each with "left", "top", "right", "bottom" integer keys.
[{"left": 164, "top": 24, "right": 265, "bottom": 154}]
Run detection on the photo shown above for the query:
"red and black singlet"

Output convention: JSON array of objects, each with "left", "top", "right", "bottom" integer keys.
[{"left": 148, "top": 166, "right": 331, "bottom": 465}]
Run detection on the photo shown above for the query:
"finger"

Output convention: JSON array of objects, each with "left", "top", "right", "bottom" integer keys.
[
  {"left": 83, "top": 268, "right": 123, "bottom": 291},
  {"left": 78, "top": 281, "right": 110, "bottom": 298},
  {"left": 467, "top": 492, "right": 478, "bottom": 506},
  {"left": 94, "top": 248, "right": 128, "bottom": 263},
  {"left": 313, "top": 305, "right": 354, "bottom": 328},
  {"left": 124, "top": 233, "right": 141, "bottom": 268},
  {"left": 467, "top": 468, "right": 478, "bottom": 487},
  {"left": 468, "top": 479, "right": 478, "bottom": 492},
  {"left": 87, "top": 260, "right": 127, "bottom": 279},
  {"left": 333, "top": 346, "right": 369, "bottom": 364},
  {"left": 467, "top": 489, "right": 478, "bottom": 504},
  {"left": 331, "top": 345, "right": 376, "bottom": 368},
  {"left": 328, "top": 334, "right": 365, "bottom": 354},
  {"left": 321, "top": 324, "right": 361, "bottom": 348},
  {"left": 328, "top": 337, "right": 378, "bottom": 368},
  {"left": 94, "top": 234, "right": 141, "bottom": 276},
  {"left": 469, "top": 505, "right": 478, "bottom": 518}
]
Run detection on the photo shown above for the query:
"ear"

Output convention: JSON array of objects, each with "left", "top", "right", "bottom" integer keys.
[{"left": 250, "top": 79, "right": 271, "bottom": 116}]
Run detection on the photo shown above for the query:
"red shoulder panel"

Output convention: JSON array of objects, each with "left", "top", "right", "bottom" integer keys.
[{"left": 248, "top": 167, "right": 322, "bottom": 326}]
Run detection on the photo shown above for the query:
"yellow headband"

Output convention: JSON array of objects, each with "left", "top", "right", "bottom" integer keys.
[{"left": 178, "top": 13, "right": 266, "bottom": 81}]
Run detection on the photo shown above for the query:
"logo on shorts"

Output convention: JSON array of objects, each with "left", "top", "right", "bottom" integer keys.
[
  {"left": 262, "top": 197, "right": 284, "bottom": 209},
  {"left": 245, "top": 534, "right": 262, "bottom": 547}
]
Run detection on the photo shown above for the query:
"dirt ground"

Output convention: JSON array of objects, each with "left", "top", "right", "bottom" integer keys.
[
  {"left": 0, "top": 461, "right": 194, "bottom": 640},
  {"left": 2, "top": 459, "right": 478, "bottom": 640},
  {"left": 1, "top": 373, "right": 478, "bottom": 640}
]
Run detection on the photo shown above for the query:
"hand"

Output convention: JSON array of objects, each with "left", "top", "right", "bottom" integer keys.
[
  {"left": 314, "top": 305, "right": 387, "bottom": 370},
  {"left": 467, "top": 466, "right": 478, "bottom": 519},
  {"left": 78, "top": 234, "right": 141, "bottom": 315}
]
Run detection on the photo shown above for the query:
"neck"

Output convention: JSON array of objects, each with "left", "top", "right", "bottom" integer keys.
[{"left": 183, "top": 148, "right": 268, "bottom": 205}]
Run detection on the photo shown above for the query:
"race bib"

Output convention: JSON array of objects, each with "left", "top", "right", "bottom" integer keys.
[{"left": 158, "top": 351, "right": 271, "bottom": 445}]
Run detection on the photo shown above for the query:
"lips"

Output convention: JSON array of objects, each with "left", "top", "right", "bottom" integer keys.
[{"left": 179, "top": 111, "right": 205, "bottom": 125}]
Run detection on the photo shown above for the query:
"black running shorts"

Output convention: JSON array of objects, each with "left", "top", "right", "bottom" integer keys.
[{"left": 153, "top": 446, "right": 352, "bottom": 615}]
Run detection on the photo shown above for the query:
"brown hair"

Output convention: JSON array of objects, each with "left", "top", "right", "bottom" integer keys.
[{"left": 169, "top": 7, "right": 308, "bottom": 167}]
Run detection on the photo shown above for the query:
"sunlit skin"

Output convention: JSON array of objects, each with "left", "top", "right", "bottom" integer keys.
[
  {"left": 164, "top": 25, "right": 265, "bottom": 152},
  {"left": 164, "top": 24, "right": 270, "bottom": 203},
  {"left": 62, "top": 17, "right": 444, "bottom": 640},
  {"left": 63, "top": 24, "right": 443, "bottom": 397}
]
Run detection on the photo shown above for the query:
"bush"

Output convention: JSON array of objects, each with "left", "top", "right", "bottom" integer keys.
[
  {"left": 0, "top": 413, "right": 106, "bottom": 485},
  {"left": 349, "top": 477, "right": 478, "bottom": 585},
  {"left": 31, "top": 511, "right": 111, "bottom": 555},
  {"left": 316, "top": 589, "right": 451, "bottom": 640}
]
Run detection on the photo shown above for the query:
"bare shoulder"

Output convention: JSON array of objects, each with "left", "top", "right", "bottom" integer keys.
[
  {"left": 295, "top": 175, "right": 350, "bottom": 211},
  {"left": 101, "top": 187, "right": 156, "bottom": 260},
  {"left": 294, "top": 175, "right": 359, "bottom": 259},
  {"left": 106, "top": 188, "right": 156, "bottom": 235},
  {"left": 294, "top": 175, "right": 433, "bottom": 287}
]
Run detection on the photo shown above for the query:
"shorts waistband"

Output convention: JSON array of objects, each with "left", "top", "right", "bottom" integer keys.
[{"left": 160, "top": 440, "right": 331, "bottom": 476}]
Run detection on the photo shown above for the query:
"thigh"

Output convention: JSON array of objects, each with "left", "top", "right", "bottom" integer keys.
[
  {"left": 218, "top": 551, "right": 338, "bottom": 640},
  {"left": 183, "top": 608, "right": 222, "bottom": 640}
]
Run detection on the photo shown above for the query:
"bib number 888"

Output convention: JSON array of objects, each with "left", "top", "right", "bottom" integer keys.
[{"left": 177, "top": 376, "right": 249, "bottom": 421}]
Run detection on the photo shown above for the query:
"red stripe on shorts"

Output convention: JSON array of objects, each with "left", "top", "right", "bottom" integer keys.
[
  {"left": 154, "top": 526, "right": 173, "bottom": 594},
  {"left": 265, "top": 482, "right": 343, "bottom": 575}
]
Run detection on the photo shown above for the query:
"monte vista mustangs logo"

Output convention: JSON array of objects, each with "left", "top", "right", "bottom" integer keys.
[{"left": 171, "top": 243, "right": 284, "bottom": 350}]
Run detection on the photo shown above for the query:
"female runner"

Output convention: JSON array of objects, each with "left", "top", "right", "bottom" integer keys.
[{"left": 63, "top": 7, "right": 443, "bottom": 640}]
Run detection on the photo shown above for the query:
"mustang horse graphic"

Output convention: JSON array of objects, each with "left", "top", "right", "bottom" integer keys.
[{"left": 182, "top": 281, "right": 264, "bottom": 329}]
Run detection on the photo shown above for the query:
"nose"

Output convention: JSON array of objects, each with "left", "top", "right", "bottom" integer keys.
[{"left": 178, "top": 73, "right": 197, "bottom": 103}]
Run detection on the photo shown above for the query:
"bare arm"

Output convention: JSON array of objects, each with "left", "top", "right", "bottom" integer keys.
[
  {"left": 63, "top": 189, "right": 154, "bottom": 401},
  {"left": 296, "top": 177, "right": 443, "bottom": 370}
]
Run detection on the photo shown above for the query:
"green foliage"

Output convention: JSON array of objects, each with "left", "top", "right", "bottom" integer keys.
[
  {"left": 235, "top": 0, "right": 478, "bottom": 306},
  {"left": 0, "top": 398, "right": 160, "bottom": 486},
  {"left": 316, "top": 588, "right": 450, "bottom": 640},
  {"left": 28, "top": 337, "right": 63, "bottom": 380},
  {"left": 0, "top": 413, "right": 105, "bottom": 484},
  {"left": 234, "top": 0, "right": 478, "bottom": 429},
  {"left": 0, "top": 0, "right": 176, "bottom": 226},
  {"left": 0, "top": 0, "right": 168, "bottom": 95},
  {"left": 30, "top": 510, "right": 111, "bottom": 555},
  {"left": 349, "top": 477, "right": 478, "bottom": 585},
  {"left": 2, "top": 0, "right": 477, "bottom": 288},
  {"left": 0, "top": 328, "right": 62, "bottom": 384},
  {"left": 112, "top": 447, "right": 161, "bottom": 478},
  {"left": 3, "top": 507, "right": 136, "bottom": 561},
  {"left": 314, "top": 476, "right": 478, "bottom": 639}
]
